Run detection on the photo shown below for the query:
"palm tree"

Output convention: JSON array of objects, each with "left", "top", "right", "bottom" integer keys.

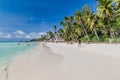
[
  {"left": 74, "top": 11, "right": 90, "bottom": 41},
  {"left": 58, "top": 28, "right": 64, "bottom": 38},
  {"left": 87, "top": 11, "right": 100, "bottom": 41},
  {"left": 60, "top": 16, "right": 74, "bottom": 42},
  {"left": 53, "top": 25, "right": 57, "bottom": 42},
  {"left": 73, "top": 22, "right": 83, "bottom": 41},
  {"left": 114, "top": 0, "right": 120, "bottom": 8},
  {"left": 96, "top": 0, "right": 114, "bottom": 38},
  {"left": 113, "top": 0, "right": 120, "bottom": 35},
  {"left": 39, "top": 35, "right": 47, "bottom": 41},
  {"left": 53, "top": 25, "right": 57, "bottom": 34},
  {"left": 47, "top": 31, "right": 54, "bottom": 41},
  {"left": 96, "top": 0, "right": 113, "bottom": 18}
]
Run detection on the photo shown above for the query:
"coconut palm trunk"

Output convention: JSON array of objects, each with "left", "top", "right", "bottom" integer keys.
[
  {"left": 110, "top": 27, "right": 113, "bottom": 38},
  {"left": 93, "top": 28, "right": 100, "bottom": 41},
  {"left": 79, "top": 19, "right": 90, "bottom": 41},
  {"left": 82, "top": 25, "right": 90, "bottom": 41}
]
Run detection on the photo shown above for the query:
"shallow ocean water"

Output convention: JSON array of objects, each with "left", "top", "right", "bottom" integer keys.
[{"left": 0, "top": 42, "right": 38, "bottom": 69}]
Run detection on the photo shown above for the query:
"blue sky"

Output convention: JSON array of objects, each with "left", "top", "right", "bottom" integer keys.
[{"left": 0, "top": 0, "right": 96, "bottom": 41}]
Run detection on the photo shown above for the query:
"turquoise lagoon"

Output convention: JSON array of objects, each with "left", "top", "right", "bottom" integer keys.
[{"left": 0, "top": 42, "right": 38, "bottom": 69}]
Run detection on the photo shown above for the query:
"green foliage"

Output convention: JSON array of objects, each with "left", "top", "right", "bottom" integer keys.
[
  {"left": 104, "top": 38, "right": 109, "bottom": 43},
  {"left": 113, "top": 38, "right": 120, "bottom": 43},
  {"left": 91, "top": 37, "right": 99, "bottom": 42},
  {"left": 31, "top": 0, "right": 120, "bottom": 43},
  {"left": 81, "top": 36, "right": 89, "bottom": 42}
]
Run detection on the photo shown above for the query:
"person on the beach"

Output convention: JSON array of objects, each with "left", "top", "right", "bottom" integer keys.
[
  {"left": 18, "top": 42, "right": 20, "bottom": 45},
  {"left": 27, "top": 43, "right": 30, "bottom": 46},
  {"left": 109, "top": 38, "right": 113, "bottom": 44},
  {"left": 78, "top": 39, "right": 81, "bottom": 47}
]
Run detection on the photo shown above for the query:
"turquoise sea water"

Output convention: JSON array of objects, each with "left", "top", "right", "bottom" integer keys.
[{"left": 0, "top": 42, "right": 38, "bottom": 69}]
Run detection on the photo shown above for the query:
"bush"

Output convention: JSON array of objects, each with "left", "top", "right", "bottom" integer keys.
[
  {"left": 81, "top": 36, "right": 88, "bottom": 42},
  {"left": 91, "top": 36, "right": 99, "bottom": 42},
  {"left": 113, "top": 38, "right": 120, "bottom": 43},
  {"left": 104, "top": 38, "right": 109, "bottom": 43}
]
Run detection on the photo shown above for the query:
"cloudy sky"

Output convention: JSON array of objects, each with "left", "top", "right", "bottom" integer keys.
[{"left": 0, "top": 0, "right": 96, "bottom": 41}]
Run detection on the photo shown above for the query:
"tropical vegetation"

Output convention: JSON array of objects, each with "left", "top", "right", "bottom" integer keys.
[{"left": 35, "top": 0, "right": 120, "bottom": 43}]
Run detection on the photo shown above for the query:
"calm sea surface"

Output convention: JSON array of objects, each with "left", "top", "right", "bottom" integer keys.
[{"left": 0, "top": 42, "right": 38, "bottom": 69}]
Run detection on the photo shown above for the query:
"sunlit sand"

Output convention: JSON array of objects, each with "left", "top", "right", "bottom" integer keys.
[{"left": 5, "top": 43, "right": 120, "bottom": 80}]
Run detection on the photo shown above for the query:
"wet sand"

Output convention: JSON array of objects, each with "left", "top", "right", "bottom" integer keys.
[{"left": 7, "top": 43, "right": 69, "bottom": 80}]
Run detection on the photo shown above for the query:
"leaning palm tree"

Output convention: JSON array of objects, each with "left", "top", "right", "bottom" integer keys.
[
  {"left": 96, "top": 0, "right": 114, "bottom": 38},
  {"left": 74, "top": 11, "right": 90, "bottom": 41},
  {"left": 74, "top": 23, "right": 83, "bottom": 41},
  {"left": 87, "top": 11, "right": 100, "bottom": 41},
  {"left": 60, "top": 16, "right": 74, "bottom": 42},
  {"left": 96, "top": 0, "right": 113, "bottom": 18}
]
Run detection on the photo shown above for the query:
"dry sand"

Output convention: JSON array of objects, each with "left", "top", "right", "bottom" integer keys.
[{"left": 6, "top": 42, "right": 120, "bottom": 80}]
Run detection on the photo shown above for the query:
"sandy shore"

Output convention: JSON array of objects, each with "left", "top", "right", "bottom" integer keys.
[{"left": 5, "top": 43, "right": 120, "bottom": 80}]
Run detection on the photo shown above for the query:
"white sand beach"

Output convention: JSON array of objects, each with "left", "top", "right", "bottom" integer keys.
[{"left": 5, "top": 43, "right": 120, "bottom": 80}]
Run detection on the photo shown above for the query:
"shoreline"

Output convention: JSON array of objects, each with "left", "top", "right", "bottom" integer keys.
[
  {"left": 0, "top": 43, "right": 40, "bottom": 80},
  {"left": 7, "top": 43, "right": 67, "bottom": 80},
  {"left": 1, "top": 43, "right": 120, "bottom": 80}
]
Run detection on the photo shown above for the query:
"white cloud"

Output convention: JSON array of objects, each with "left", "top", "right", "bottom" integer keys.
[
  {"left": 25, "top": 32, "right": 36, "bottom": 39},
  {"left": 2, "top": 34, "right": 11, "bottom": 38},
  {"left": 25, "top": 35, "right": 31, "bottom": 39},
  {"left": 14, "top": 30, "right": 26, "bottom": 35},
  {"left": 0, "top": 30, "right": 46, "bottom": 39},
  {"left": 25, "top": 32, "right": 38, "bottom": 39},
  {"left": 13, "top": 30, "right": 26, "bottom": 38},
  {"left": 13, "top": 31, "right": 46, "bottom": 39},
  {"left": 25, "top": 32, "right": 46, "bottom": 39},
  {"left": 0, "top": 31, "right": 12, "bottom": 39},
  {"left": 38, "top": 32, "right": 46, "bottom": 35}
]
